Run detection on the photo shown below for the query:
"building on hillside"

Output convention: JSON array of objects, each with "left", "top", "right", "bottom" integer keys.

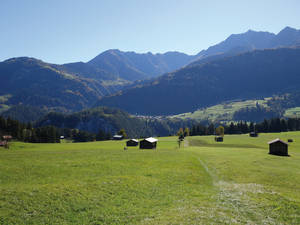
[
  {"left": 249, "top": 132, "right": 258, "bottom": 137},
  {"left": 140, "top": 137, "right": 158, "bottom": 149},
  {"left": 113, "top": 135, "right": 123, "bottom": 140},
  {"left": 126, "top": 139, "right": 139, "bottom": 146},
  {"left": 268, "top": 138, "right": 289, "bottom": 156},
  {"left": 215, "top": 136, "right": 223, "bottom": 142}
]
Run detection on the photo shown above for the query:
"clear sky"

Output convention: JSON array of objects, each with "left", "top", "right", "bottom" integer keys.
[{"left": 1, "top": 0, "right": 300, "bottom": 64}]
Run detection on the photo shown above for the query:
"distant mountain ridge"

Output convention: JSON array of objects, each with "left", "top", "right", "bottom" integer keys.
[
  {"left": 87, "top": 50, "right": 195, "bottom": 81},
  {"left": 196, "top": 26, "right": 300, "bottom": 60}
]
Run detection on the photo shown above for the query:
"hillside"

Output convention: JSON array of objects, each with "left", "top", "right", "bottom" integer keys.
[
  {"left": 96, "top": 47, "right": 300, "bottom": 115},
  {"left": 0, "top": 51, "right": 196, "bottom": 115},
  {"left": 35, "top": 107, "right": 192, "bottom": 137},
  {"left": 0, "top": 105, "right": 49, "bottom": 123},
  {"left": 0, "top": 57, "right": 109, "bottom": 112}
]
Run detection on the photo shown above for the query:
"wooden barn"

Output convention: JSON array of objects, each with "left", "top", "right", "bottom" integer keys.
[
  {"left": 268, "top": 138, "right": 288, "bottom": 156},
  {"left": 249, "top": 132, "right": 258, "bottom": 137},
  {"left": 140, "top": 137, "right": 157, "bottom": 149},
  {"left": 215, "top": 136, "right": 223, "bottom": 142},
  {"left": 126, "top": 139, "right": 139, "bottom": 146},
  {"left": 113, "top": 135, "right": 123, "bottom": 140}
]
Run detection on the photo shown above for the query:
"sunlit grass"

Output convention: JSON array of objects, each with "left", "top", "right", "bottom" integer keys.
[{"left": 0, "top": 133, "right": 299, "bottom": 224}]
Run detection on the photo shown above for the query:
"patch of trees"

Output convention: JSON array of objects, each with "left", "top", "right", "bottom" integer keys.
[
  {"left": 233, "top": 104, "right": 280, "bottom": 122},
  {"left": 0, "top": 116, "right": 111, "bottom": 143},
  {"left": 190, "top": 117, "right": 300, "bottom": 136},
  {"left": 1, "top": 105, "right": 48, "bottom": 123}
]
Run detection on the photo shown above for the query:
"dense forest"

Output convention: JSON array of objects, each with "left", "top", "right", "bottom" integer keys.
[
  {"left": 35, "top": 107, "right": 193, "bottom": 138},
  {"left": 190, "top": 117, "right": 300, "bottom": 136},
  {"left": 0, "top": 116, "right": 111, "bottom": 143}
]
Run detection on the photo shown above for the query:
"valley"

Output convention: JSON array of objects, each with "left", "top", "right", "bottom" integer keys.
[{"left": 2, "top": 2, "right": 300, "bottom": 224}]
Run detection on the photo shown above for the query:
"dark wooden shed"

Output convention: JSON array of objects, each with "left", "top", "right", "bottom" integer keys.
[
  {"left": 140, "top": 137, "right": 157, "bottom": 149},
  {"left": 215, "top": 136, "right": 223, "bottom": 142},
  {"left": 268, "top": 138, "right": 288, "bottom": 156},
  {"left": 126, "top": 139, "right": 139, "bottom": 146},
  {"left": 250, "top": 132, "right": 258, "bottom": 137}
]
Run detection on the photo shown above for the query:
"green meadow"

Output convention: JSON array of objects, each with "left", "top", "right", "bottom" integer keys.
[
  {"left": 170, "top": 98, "right": 270, "bottom": 122},
  {"left": 0, "top": 133, "right": 300, "bottom": 224},
  {"left": 284, "top": 107, "right": 300, "bottom": 118}
]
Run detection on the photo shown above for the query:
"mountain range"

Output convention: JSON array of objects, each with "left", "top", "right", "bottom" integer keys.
[{"left": 1, "top": 26, "right": 300, "bottom": 121}]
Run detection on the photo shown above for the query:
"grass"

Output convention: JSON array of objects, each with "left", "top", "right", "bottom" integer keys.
[
  {"left": 284, "top": 107, "right": 300, "bottom": 118},
  {"left": 170, "top": 98, "right": 270, "bottom": 122},
  {"left": 0, "top": 104, "right": 10, "bottom": 114},
  {"left": 0, "top": 133, "right": 300, "bottom": 224}
]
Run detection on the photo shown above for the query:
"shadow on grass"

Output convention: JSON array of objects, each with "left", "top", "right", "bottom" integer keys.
[{"left": 189, "top": 139, "right": 265, "bottom": 149}]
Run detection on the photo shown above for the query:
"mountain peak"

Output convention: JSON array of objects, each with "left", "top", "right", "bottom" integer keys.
[{"left": 278, "top": 26, "right": 298, "bottom": 35}]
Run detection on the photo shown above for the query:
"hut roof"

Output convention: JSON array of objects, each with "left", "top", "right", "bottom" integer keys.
[
  {"left": 268, "top": 138, "right": 288, "bottom": 145},
  {"left": 113, "top": 135, "right": 123, "bottom": 138},
  {"left": 144, "top": 137, "right": 158, "bottom": 143},
  {"left": 3, "top": 135, "right": 12, "bottom": 139},
  {"left": 128, "top": 139, "right": 139, "bottom": 142}
]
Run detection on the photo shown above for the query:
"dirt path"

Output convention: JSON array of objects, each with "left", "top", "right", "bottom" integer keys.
[
  {"left": 184, "top": 139, "right": 189, "bottom": 148},
  {"left": 197, "top": 158, "right": 277, "bottom": 224}
]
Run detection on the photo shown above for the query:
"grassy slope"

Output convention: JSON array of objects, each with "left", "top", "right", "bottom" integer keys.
[
  {"left": 284, "top": 107, "right": 300, "bottom": 118},
  {"left": 170, "top": 98, "right": 269, "bottom": 122},
  {"left": 0, "top": 133, "right": 299, "bottom": 224}
]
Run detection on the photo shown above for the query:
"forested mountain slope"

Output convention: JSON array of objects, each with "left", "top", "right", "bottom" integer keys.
[{"left": 97, "top": 47, "right": 300, "bottom": 115}]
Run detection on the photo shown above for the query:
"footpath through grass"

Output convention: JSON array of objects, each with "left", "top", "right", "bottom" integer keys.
[{"left": 0, "top": 133, "right": 300, "bottom": 224}]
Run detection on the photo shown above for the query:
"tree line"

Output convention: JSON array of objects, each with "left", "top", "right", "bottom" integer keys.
[
  {"left": 0, "top": 116, "right": 112, "bottom": 143},
  {"left": 189, "top": 117, "right": 300, "bottom": 136}
]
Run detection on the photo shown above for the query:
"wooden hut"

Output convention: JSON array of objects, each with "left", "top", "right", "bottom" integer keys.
[
  {"left": 126, "top": 139, "right": 139, "bottom": 147},
  {"left": 268, "top": 138, "right": 288, "bottom": 156},
  {"left": 215, "top": 136, "right": 223, "bottom": 142},
  {"left": 249, "top": 132, "right": 258, "bottom": 137},
  {"left": 140, "top": 137, "right": 157, "bottom": 149},
  {"left": 2, "top": 135, "right": 12, "bottom": 141},
  {"left": 288, "top": 139, "right": 293, "bottom": 143},
  {"left": 0, "top": 141, "right": 6, "bottom": 147},
  {"left": 113, "top": 135, "right": 123, "bottom": 140}
]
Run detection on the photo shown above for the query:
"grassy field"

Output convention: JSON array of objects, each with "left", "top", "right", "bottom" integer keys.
[
  {"left": 284, "top": 107, "right": 300, "bottom": 118},
  {"left": 0, "top": 133, "right": 300, "bottom": 224},
  {"left": 170, "top": 98, "right": 270, "bottom": 122}
]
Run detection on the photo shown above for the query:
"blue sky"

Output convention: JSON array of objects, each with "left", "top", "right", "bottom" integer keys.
[{"left": 1, "top": 0, "right": 300, "bottom": 64}]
